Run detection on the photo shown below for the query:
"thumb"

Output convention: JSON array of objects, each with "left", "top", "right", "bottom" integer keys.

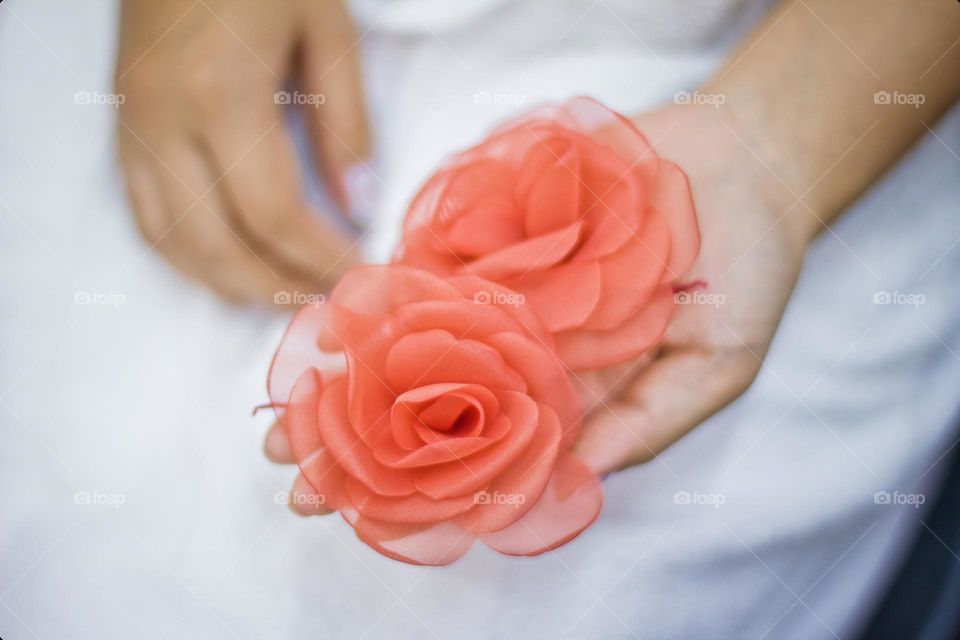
[
  {"left": 572, "top": 347, "right": 759, "bottom": 474},
  {"left": 300, "top": 1, "right": 378, "bottom": 224}
]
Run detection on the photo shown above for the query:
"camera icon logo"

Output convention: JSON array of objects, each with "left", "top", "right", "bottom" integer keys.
[
  {"left": 874, "top": 491, "right": 892, "bottom": 505},
  {"left": 273, "top": 90, "right": 292, "bottom": 105},
  {"left": 873, "top": 290, "right": 891, "bottom": 304},
  {"left": 274, "top": 291, "right": 292, "bottom": 305},
  {"left": 873, "top": 91, "right": 892, "bottom": 105},
  {"left": 473, "top": 291, "right": 492, "bottom": 305}
]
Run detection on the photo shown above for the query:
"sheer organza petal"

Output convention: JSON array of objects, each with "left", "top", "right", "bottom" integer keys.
[
  {"left": 296, "top": 454, "right": 349, "bottom": 511},
  {"left": 373, "top": 428, "right": 492, "bottom": 468},
  {"left": 463, "top": 220, "right": 584, "bottom": 282},
  {"left": 456, "top": 404, "right": 562, "bottom": 533},
  {"left": 344, "top": 509, "right": 476, "bottom": 566},
  {"left": 444, "top": 198, "right": 524, "bottom": 257},
  {"left": 414, "top": 391, "right": 539, "bottom": 500},
  {"left": 332, "top": 265, "right": 463, "bottom": 316},
  {"left": 285, "top": 370, "right": 350, "bottom": 510},
  {"left": 485, "top": 332, "right": 580, "bottom": 444},
  {"left": 652, "top": 159, "right": 700, "bottom": 281},
  {"left": 390, "top": 383, "right": 498, "bottom": 449},
  {"left": 385, "top": 329, "right": 527, "bottom": 393},
  {"left": 267, "top": 303, "right": 343, "bottom": 427},
  {"left": 516, "top": 137, "right": 582, "bottom": 237},
  {"left": 581, "top": 213, "right": 671, "bottom": 331},
  {"left": 554, "top": 285, "right": 675, "bottom": 370},
  {"left": 345, "top": 476, "right": 477, "bottom": 523},
  {"left": 480, "top": 452, "right": 602, "bottom": 556},
  {"left": 318, "top": 378, "right": 418, "bottom": 497},
  {"left": 446, "top": 276, "right": 555, "bottom": 345},
  {"left": 394, "top": 298, "right": 527, "bottom": 340},
  {"left": 507, "top": 260, "right": 602, "bottom": 333}
]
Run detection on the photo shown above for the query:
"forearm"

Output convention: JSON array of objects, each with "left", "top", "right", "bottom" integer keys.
[{"left": 706, "top": 0, "right": 960, "bottom": 244}]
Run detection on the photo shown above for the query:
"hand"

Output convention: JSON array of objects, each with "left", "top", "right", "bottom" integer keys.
[
  {"left": 115, "top": 0, "right": 372, "bottom": 304},
  {"left": 572, "top": 103, "right": 811, "bottom": 473}
]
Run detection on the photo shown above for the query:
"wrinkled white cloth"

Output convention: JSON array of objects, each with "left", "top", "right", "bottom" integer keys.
[{"left": 2, "top": 1, "right": 959, "bottom": 639}]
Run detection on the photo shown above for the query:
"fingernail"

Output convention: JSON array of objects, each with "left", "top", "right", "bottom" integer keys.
[{"left": 339, "top": 162, "right": 380, "bottom": 227}]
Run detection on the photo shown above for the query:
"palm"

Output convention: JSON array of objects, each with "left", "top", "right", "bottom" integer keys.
[{"left": 574, "top": 104, "right": 808, "bottom": 472}]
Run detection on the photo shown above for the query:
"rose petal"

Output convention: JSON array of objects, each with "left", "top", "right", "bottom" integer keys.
[
  {"left": 444, "top": 198, "right": 525, "bottom": 257},
  {"left": 344, "top": 509, "right": 476, "bottom": 566},
  {"left": 373, "top": 428, "right": 491, "bottom": 468},
  {"left": 480, "top": 452, "right": 602, "bottom": 556},
  {"left": 516, "top": 136, "right": 582, "bottom": 237},
  {"left": 385, "top": 329, "right": 526, "bottom": 393},
  {"left": 393, "top": 298, "right": 524, "bottom": 340},
  {"left": 318, "top": 378, "right": 417, "bottom": 496},
  {"left": 332, "top": 265, "right": 463, "bottom": 316},
  {"left": 652, "top": 159, "right": 700, "bottom": 281},
  {"left": 414, "top": 391, "right": 539, "bottom": 500},
  {"left": 455, "top": 403, "right": 562, "bottom": 533},
  {"left": 285, "top": 369, "right": 325, "bottom": 461},
  {"left": 297, "top": 450, "right": 349, "bottom": 511},
  {"left": 485, "top": 332, "right": 580, "bottom": 446},
  {"left": 446, "top": 276, "right": 555, "bottom": 344},
  {"left": 554, "top": 285, "right": 674, "bottom": 370},
  {"left": 507, "top": 260, "right": 602, "bottom": 333},
  {"left": 464, "top": 221, "right": 584, "bottom": 282},
  {"left": 345, "top": 476, "right": 476, "bottom": 523},
  {"left": 267, "top": 303, "right": 343, "bottom": 424},
  {"left": 582, "top": 212, "right": 670, "bottom": 331}
]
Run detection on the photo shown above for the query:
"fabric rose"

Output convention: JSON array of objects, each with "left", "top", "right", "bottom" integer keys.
[
  {"left": 268, "top": 265, "right": 603, "bottom": 565},
  {"left": 395, "top": 97, "right": 700, "bottom": 370}
]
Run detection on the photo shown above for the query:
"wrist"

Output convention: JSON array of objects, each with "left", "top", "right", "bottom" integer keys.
[{"left": 636, "top": 101, "right": 817, "bottom": 254}]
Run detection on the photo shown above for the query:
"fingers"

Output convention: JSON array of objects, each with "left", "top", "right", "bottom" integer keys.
[
  {"left": 573, "top": 347, "right": 760, "bottom": 474},
  {"left": 264, "top": 420, "right": 295, "bottom": 464},
  {"left": 300, "top": 1, "right": 378, "bottom": 222},
  {"left": 204, "top": 103, "right": 359, "bottom": 287},
  {"left": 150, "top": 140, "right": 321, "bottom": 303},
  {"left": 573, "top": 354, "right": 656, "bottom": 416}
]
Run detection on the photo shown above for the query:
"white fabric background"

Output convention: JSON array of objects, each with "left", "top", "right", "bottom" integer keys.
[{"left": 1, "top": 1, "right": 959, "bottom": 639}]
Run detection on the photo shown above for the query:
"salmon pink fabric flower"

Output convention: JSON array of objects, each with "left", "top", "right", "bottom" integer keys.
[
  {"left": 395, "top": 97, "right": 700, "bottom": 370},
  {"left": 268, "top": 266, "right": 602, "bottom": 565}
]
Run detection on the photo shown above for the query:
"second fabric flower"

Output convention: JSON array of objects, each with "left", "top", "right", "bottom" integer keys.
[{"left": 395, "top": 97, "right": 700, "bottom": 370}]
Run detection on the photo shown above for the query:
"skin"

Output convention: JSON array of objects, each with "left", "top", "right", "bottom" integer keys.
[
  {"left": 116, "top": 0, "right": 370, "bottom": 305},
  {"left": 572, "top": 0, "right": 960, "bottom": 472},
  {"left": 254, "top": 0, "right": 960, "bottom": 509}
]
